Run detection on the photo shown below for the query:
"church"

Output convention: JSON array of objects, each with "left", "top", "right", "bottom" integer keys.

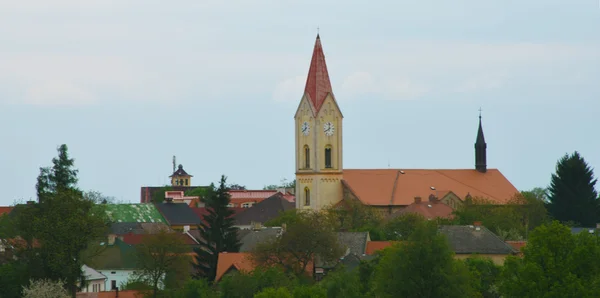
[{"left": 294, "top": 35, "right": 519, "bottom": 214}]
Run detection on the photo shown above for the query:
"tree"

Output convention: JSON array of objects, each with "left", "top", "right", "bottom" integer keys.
[
  {"left": 36, "top": 144, "right": 79, "bottom": 202},
  {"left": 263, "top": 179, "right": 295, "bottom": 191},
  {"left": 218, "top": 266, "right": 297, "bottom": 298},
  {"left": 251, "top": 210, "right": 344, "bottom": 277},
  {"left": 227, "top": 183, "right": 246, "bottom": 190},
  {"left": 500, "top": 221, "right": 600, "bottom": 297},
  {"left": 193, "top": 175, "right": 241, "bottom": 281},
  {"left": 131, "top": 230, "right": 190, "bottom": 298},
  {"left": 464, "top": 257, "right": 501, "bottom": 298},
  {"left": 547, "top": 151, "right": 599, "bottom": 226},
  {"left": 383, "top": 212, "right": 426, "bottom": 241},
  {"left": 521, "top": 187, "right": 548, "bottom": 203},
  {"left": 83, "top": 190, "right": 122, "bottom": 204},
  {"left": 254, "top": 287, "right": 292, "bottom": 298},
  {"left": 372, "top": 221, "right": 474, "bottom": 297},
  {"left": 22, "top": 279, "right": 70, "bottom": 298},
  {"left": 326, "top": 199, "right": 384, "bottom": 239}
]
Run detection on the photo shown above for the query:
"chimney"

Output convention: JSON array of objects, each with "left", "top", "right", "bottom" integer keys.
[
  {"left": 473, "top": 221, "right": 482, "bottom": 231},
  {"left": 108, "top": 234, "right": 116, "bottom": 246},
  {"left": 165, "top": 197, "right": 173, "bottom": 203},
  {"left": 414, "top": 196, "right": 422, "bottom": 204},
  {"left": 428, "top": 194, "right": 437, "bottom": 203},
  {"left": 183, "top": 225, "right": 190, "bottom": 233}
]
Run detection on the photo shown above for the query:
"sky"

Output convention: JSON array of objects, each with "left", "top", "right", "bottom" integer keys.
[{"left": 1, "top": 0, "right": 599, "bottom": 205}]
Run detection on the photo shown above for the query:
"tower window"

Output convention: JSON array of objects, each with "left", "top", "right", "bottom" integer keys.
[
  {"left": 325, "top": 145, "right": 332, "bottom": 168},
  {"left": 179, "top": 179, "right": 184, "bottom": 186},
  {"left": 175, "top": 179, "right": 179, "bottom": 186},
  {"left": 185, "top": 179, "right": 189, "bottom": 186},
  {"left": 304, "top": 145, "right": 310, "bottom": 169},
  {"left": 304, "top": 187, "right": 310, "bottom": 206}
]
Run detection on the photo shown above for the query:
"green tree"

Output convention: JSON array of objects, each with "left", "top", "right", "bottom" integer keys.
[
  {"left": 254, "top": 287, "right": 292, "bottom": 298},
  {"left": 131, "top": 230, "right": 190, "bottom": 298},
  {"left": 499, "top": 221, "right": 600, "bottom": 297},
  {"left": 251, "top": 210, "right": 344, "bottom": 277},
  {"left": 193, "top": 175, "right": 241, "bottom": 281},
  {"left": 326, "top": 199, "right": 385, "bottom": 239},
  {"left": 383, "top": 212, "right": 426, "bottom": 240},
  {"left": 318, "top": 269, "right": 362, "bottom": 298},
  {"left": 219, "top": 266, "right": 297, "bottom": 298},
  {"left": 83, "top": 190, "right": 123, "bottom": 204},
  {"left": 372, "top": 221, "right": 475, "bottom": 297},
  {"left": 547, "top": 151, "right": 599, "bottom": 226},
  {"left": 35, "top": 144, "right": 79, "bottom": 202},
  {"left": 464, "top": 257, "right": 501, "bottom": 298}
]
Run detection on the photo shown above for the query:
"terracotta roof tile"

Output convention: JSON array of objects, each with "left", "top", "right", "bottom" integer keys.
[
  {"left": 366, "top": 241, "right": 394, "bottom": 255},
  {"left": 389, "top": 201, "right": 454, "bottom": 220},
  {"left": 215, "top": 252, "right": 256, "bottom": 281},
  {"left": 0, "top": 207, "right": 13, "bottom": 216},
  {"left": 343, "top": 169, "right": 518, "bottom": 206},
  {"left": 304, "top": 34, "right": 333, "bottom": 113}
]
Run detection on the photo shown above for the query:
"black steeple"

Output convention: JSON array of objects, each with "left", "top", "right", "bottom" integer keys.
[{"left": 475, "top": 110, "right": 487, "bottom": 173}]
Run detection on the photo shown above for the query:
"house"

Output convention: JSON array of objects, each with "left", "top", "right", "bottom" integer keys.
[
  {"left": 292, "top": 34, "right": 519, "bottom": 214},
  {"left": 233, "top": 193, "right": 295, "bottom": 229},
  {"left": 120, "top": 232, "right": 198, "bottom": 246},
  {"left": 388, "top": 196, "right": 455, "bottom": 220},
  {"left": 109, "top": 222, "right": 171, "bottom": 235},
  {"left": 88, "top": 237, "right": 138, "bottom": 291},
  {"left": 229, "top": 190, "right": 295, "bottom": 208},
  {"left": 163, "top": 190, "right": 200, "bottom": 206},
  {"left": 103, "top": 204, "right": 167, "bottom": 224},
  {"left": 313, "top": 232, "right": 370, "bottom": 279},
  {"left": 0, "top": 206, "right": 13, "bottom": 216},
  {"left": 365, "top": 241, "right": 394, "bottom": 255},
  {"left": 155, "top": 199, "right": 203, "bottom": 231},
  {"left": 215, "top": 252, "right": 257, "bottom": 282},
  {"left": 238, "top": 227, "right": 284, "bottom": 252},
  {"left": 78, "top": 265, "right": 107, "bottom": 293},
  {"left": 191, "top": 207, "right": 245, "bottom": 226},
  {"left": 440, "top": 223, "right": 518, "bottom": 264}
]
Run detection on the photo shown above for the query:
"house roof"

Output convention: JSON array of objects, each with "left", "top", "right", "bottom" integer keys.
[
  {"left": 366, "top": 241, "right": 394, "bottom": 255},
  {"left": 215, "top": 252, "right": 256, "bottom": 281},
  {"left": 342, "top": 168, "right": 518, "bottom": 206},
  {"left": 238, "top": 228, "right": 283, "bottom": 252},
  {"left": 439, "top": 225, "right": 517, "bottom": 255},
  {"left": 304, "top": 34, "right": 333, "bottom": 113},
  {"left": 76, "top": 290, "right": 142, "bottom": 298},
  {"left": 229, "top": 190, "right": 280, "bottom": 200},
  {"left": 155, "top": 202, "right": 202, "bottom": 226},
  {"left": 233, "top": 193, "right": 295, "bottom": 226},
  {"left": 389, "top": 200, "right": 454, "bottom": 220},
  {"left": 170, "top": 164, "right": 192, "bottom": 177},
  {"left": 192, "top": 207, "right": 245, "bottom": 226},
  {"left": 0, "top": 206, "right": 13, "bottom": 216},
  {"left": 89, "top": 238, "right": 137, "bottom": 270},
  {"left": 140, "top": 186, "right": 210, "bottom": 203},
  {"left": 121, "top": 233, "right": 198, "bottom": 245},
  {"left": 82, "top": 264, "right": 107, "bottom": 281},
  {"left": 103, "top": 204, "right": 167, "bottom": 224},
  {"left": 505, "top": 240, "right": 527, "bottom": 252},
  {"left": 337, "top": 232, "right": 369, "bottom": 255}
]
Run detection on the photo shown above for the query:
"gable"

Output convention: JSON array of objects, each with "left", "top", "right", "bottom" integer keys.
[
  {"left": 294, "top": 94, "right": 317, "bottom": 118},
  {"left": 316, "top": 93, "right": 344, "bottom": 118},
  {"left": 342, "top": 168, "right": 519, "bottom": 206}
]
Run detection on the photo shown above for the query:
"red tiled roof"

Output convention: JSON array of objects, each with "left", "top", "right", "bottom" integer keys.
[
  {"left": 121, "top": 233, "right": 197, "bottom": 245},
  {"left": 366, "top": 241, "right": 394, "bottom": 255},
  {"left": 342, "top": 169, "right": 518, "bottom": 206},
  {"left": 0, "top": 207, "right": 13, "bottom": 216},
  {"left": 304, "top": 34, "right": 333, "bottom": 113},
  {"left": 505, "top": 240, "right": 527, "bottom": 252},
  {"left": 390, "top": 201, "right": 455, "bottom": 220},
  {"left": 215, "top": 252, "right": 256, "bottom": 281}
]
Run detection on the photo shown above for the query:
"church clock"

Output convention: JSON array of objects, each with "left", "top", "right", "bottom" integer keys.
[
  {"left": 301, "top": 121, "right": 310, "bottom": 136},
  {"left": 323, "top": 122, "right": 335, "bottom": 136}
]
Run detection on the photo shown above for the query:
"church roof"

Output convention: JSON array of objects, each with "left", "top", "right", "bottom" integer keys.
[
  {"left": 304, "top": 34, "right": 333, "bottom": 113},
  {"left": 170, "top": 164, "right": 192, "bottom": 177},
  {"left": 342, "top": 169, "right": 518, "bottom": 206}
]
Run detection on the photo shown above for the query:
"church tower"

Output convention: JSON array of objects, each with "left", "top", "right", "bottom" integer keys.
[
  {"left": 294, "top": 34, "right": 344, "bottom": 210},
  {"left": 475, "top": 113, "right": 487, "bottom": 173}
]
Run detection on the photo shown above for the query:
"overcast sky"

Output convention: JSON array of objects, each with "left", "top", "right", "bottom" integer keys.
[{"left": 1, "top": 1, "right": 599, "bottom": 204}]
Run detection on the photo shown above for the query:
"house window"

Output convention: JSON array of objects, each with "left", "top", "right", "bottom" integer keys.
[
  {"left": 227, "top": 203, "right": 234, "bottom": 207},
  {"left": 304, "top": 145, "right": 310, "bottom": 169},
  {"left": 325, "top": 145, "right": 332, "bottom": 168},
  {"left": 304, "top": 187, "right": 310, "bottom": 206},
  {"left": 111, "top": 280, "right": 116, "bottom": 290},
  {"left": 185, "top": 178, "right": 189, "bottom": 186},
  {"left": 241, "top": 202, "right": 253, "bottom": 208}
]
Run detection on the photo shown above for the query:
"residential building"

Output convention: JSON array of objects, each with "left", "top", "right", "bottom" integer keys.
[
  {"left": 155, "top": 199, "right": 202, "bottom": 230},
  {"left": 293, "top": 34, "right": 519, "bottom": 214},
  {"left": 78, "top": 265, "right": 107, "bottom": 293},
  {"left": 233, "top": 193, "right": 295, "bottom": 229}
]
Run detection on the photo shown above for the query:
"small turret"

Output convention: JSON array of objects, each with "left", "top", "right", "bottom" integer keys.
[{"left": 169, "top": 164, "right": 193, "bottom": 186}]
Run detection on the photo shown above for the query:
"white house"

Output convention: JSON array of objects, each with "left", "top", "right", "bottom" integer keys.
[{"left": 78, "top": 265, "right": 107, "bottom": 293}]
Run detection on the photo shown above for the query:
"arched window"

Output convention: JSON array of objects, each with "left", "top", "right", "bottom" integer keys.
[
  {"left": 185, "top": 179, "right": 189, "bottom": 186},
  {"left": 304, "top": 187, "right": 310, "bottom": 206},
  {"left": 304, "top": 145, "right": 310, "bottom": 169},
  {"left": 325, "top": 145, "right": 332, "bottom": 168},
  {"left": 175, "top": 179, "right": 179, "bottom": 186}
]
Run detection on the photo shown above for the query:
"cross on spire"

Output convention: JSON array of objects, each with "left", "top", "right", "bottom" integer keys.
[{"left": 478, "top": 107, "right": 482, "bottom": 119}]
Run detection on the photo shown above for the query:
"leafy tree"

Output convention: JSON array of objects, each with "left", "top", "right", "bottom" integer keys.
[
  {"left": 383, "top": 212, "right": 426, "bottom": 240},
  {"left": 264, "top": 209, "right": 300, "bottom": 227},
  {"left": 500, "top": 221, "right": 600, "bottom": 297},
  {"left": 292, "top": 285, "right": 327, "bottom": 298},
  {"left": 254, "top": 287, "right": 293, "bottom": 298},
  {"left": 521, "top": 187, "right": 548, "bottom": 203},
  {"left": 22, "top": 279, "right": 70, "bottom": 298},
  {"left": 131, "top": 229, "right": 190, "bottom": 298},
  {"left": 193, "top": 175, "right": 241, "bottom": 281},
  {"left": 227, "top": 183, "right": 246, "bottom": 190},
  {"left": 0, "top": 262, "right": 29, "bottom": 297},
  {"left": 83, "top": 190, "right": 123, "bottom": 204},
  {"left": 251, "top": 210, "right": 344, "bottom": 277},
  {"left": 372, "top": 221, "right": 474, "bottom": 297},
  {"left": 326, "top": 199, "right": 385, "bottom": 239},
  {"left": 218, "top": 266, "right": 297, "bottom": 298},
  {"left": 318, "top": 268, "right": 362, "bottom": 298},
  {"left": 547, "top": 151, "right": 599, "bottom": 226},
  {"left": 263, "top": 179, "right": 295, "bottom": 191},
  {"left": 464, "top": 257, "right": 501, "bottom": 298},
  {"left": 168, "top": 279, "right": 216, "bottom": 298}
]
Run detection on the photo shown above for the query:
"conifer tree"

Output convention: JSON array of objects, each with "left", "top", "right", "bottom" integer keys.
[
  {"left": 193, "top": 175, "right": 241, "bottom": 281},
  {"left": 547, "top": 151, "right": 599, "bottom": 226}
]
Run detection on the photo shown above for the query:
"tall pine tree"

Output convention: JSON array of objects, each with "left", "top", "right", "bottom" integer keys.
[
  {"left": 547, "top": 151, "right": 599, "bottom": 226},
  {"left": 193, "top": 175, "right": 241, "bottom": 281}
]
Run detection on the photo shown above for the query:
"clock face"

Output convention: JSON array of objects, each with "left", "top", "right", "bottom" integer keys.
[
  {"left": 301, "top": 122, "right": 310, "bottom": 136},
  {"left": 323, "top": 122, "right": 335, "bottom": 136}
]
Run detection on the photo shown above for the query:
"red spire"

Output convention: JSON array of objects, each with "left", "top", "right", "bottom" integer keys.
[{"left": 304, "top": 34, "right": 333, "bottom": 112}]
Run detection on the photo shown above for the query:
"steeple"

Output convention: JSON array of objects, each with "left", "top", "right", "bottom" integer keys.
[
  {"left": 475, "top": 111, "right": 487, "bottom": 173},
  {"left": 304, "top": 34, "right": 333, "bottom": 112}
]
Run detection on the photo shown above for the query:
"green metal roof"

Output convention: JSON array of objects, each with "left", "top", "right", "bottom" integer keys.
[{"left": 103, "top": 203, "right": 167, "bottom": 224}]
